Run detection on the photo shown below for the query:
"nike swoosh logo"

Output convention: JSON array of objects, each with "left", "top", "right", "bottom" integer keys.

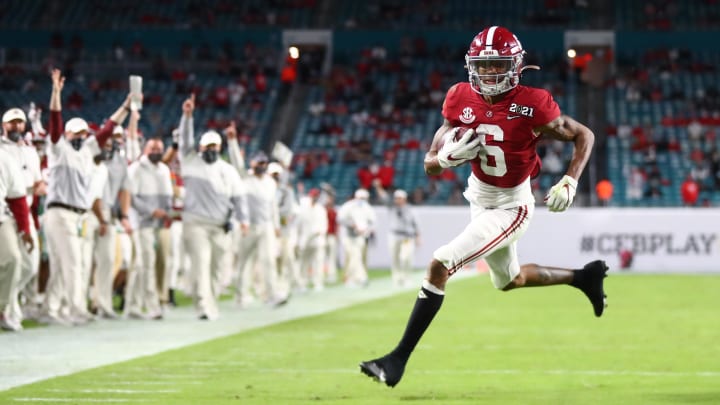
[
  {"left": 447, "top": 154, "right": 463, "bottom": 161},
  {"left": 507, "top": 115, "right": 522, "bottom": 120}
]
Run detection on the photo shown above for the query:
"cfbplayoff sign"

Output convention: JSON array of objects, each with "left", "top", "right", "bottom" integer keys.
[
  {"left": 520, "top": 208, "right": 720, "bottom": 273},
  {"left": 367, "top": 207, "right": 720, "bottom": 273}
]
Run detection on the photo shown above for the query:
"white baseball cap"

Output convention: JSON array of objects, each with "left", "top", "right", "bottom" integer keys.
[
  {"left": 354, "top": 188, "right": 370, "bottom": 200},
  {"left": 393, "top": 189, "right": 408, "bottom": 199},
  {"left": 3, "top": 108, "right": 26, "bottom": 123},
  {"left": 267, "top": 162, "right": 284, "bottom": 175},
  {"left": 65, "top": 117, "right": 89, "bottom": 134},
  {"left": 199, "top": 130, "right": 222, "bottom": 147},
  {"left": 113, "top": 125, "right": 124, "bottom": 136}
]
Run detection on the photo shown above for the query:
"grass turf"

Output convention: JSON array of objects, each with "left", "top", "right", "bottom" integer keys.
[{"left": 2, "top": 273, "right": 719, "bottom": 404}]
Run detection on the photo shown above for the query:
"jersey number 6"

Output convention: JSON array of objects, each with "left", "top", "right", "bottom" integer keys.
[{"left": 474, "top": 124, "right": 507, "bottom": 177}]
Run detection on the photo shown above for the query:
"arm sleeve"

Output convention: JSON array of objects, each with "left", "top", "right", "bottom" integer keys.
[
  {"left": 49, "top": 110, "right": 63, "bottom": 144},
  {"left": 161, "top": 167, "right": 174, "bottom": 211},
  {"left": 230, "top": 174, "right": 250, "bottom": 225},
  {"left": 179, "top": 115, "right": 195, "bottom": 158},
  {"left": 6, "top": 197, "right": 30, "bottom": 234},
  {"left": 94, "top": 119, "right": 116, "bottom": 149},
  {"left": 127, "top": 164, "right": 153, "bottom": 216},
  {"left": 227, "top": 138, "right": 248, "bottom": 177},
  {"left": 125, "top": 137, "right": 142, "bottom": 162},
  {"left": 132, "top": 194, "right": 155, "bottom": 217},
  {"left": 89, "top": 169, "right": 106, "bottom": 201}
]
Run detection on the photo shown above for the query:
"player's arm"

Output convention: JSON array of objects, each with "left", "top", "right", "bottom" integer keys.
[
  {"left": 178, "top": 94, "right": 195, "bottom": 157},
  {"left": 535, "top": 114, "right": 594, "bottom": 181},
  {"left": 48, "top": 68, "right": 64, "bottom": 144},
  {"left": 423, "top": 119, "right": 455, "bottom": 176},
  {"left": 536, "top": 115, "right": 594, "bottom": 212}
]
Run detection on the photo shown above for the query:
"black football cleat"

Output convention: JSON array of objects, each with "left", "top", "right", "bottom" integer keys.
[
  {"left": 574, "top": 260, "right": 609, "bottom": 317},
  {"left": 359, "top": 354, "right": 406, "bottom": 387}
]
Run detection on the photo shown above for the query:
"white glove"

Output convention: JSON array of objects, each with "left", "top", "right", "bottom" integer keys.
[
  {"left": 437, "top": 128, "right": 482, "bottom": 168},
  {"left": 544, "top": 175, "right": 578, "bottom": 212}
]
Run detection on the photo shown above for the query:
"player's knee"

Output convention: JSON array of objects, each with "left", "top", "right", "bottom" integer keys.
[{"left": 427, "top": 259, "right": 449, "bottom": 287}]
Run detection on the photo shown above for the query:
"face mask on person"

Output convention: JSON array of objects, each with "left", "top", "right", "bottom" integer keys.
[
  {"left": 201, "top": 150, "right": 218, "bottom": 164},
  {"left": 148, "top": 153, "right": 163, "bottom": 164},
  {"left": 6, "top": 130, "right": 23, "bottom": 143},
  {"left": 69, "top": 137, "right": 84, "bottom": 151}
]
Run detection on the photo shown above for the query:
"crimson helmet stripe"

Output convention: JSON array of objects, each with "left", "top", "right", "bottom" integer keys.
[{"left": 484, "top": 26, "right": 498, "bottom": 50}]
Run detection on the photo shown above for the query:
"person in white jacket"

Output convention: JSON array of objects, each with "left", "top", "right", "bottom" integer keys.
[
  {"left": 178, "top": 95, "right": 249, "bottom": 320},
  {"left": 226, "top": 122, "right": 286, "bottom": 307},
  {"left": 0, "top": 147, "right": 32, "bottom": 331},
  {"left": 337, "top": 188, "right": 376, "bottom": 287},
  {"left": 93, "top": 124, "right": 132, "bottom": 318},
  {"left": 125, "top": 138, "right": 173, "bottom": 319},
  {"left": 1, "top": 108, "right": 42, "bottom": 328},
  {"left": 42, "top": 69, "right": 133, "bottom": 326},
  {"left": 296, "top": 188, "right": 328, "bottom": 292},
  {"left": 268, "top": 162, "right": 304, "bottom": 293}
]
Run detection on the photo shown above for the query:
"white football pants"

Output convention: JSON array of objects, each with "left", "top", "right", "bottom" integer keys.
[
  {"left": 298, "top": 237, "right": 325, "bottom": 290},
  {"left": 183, "top": 222, "right": 230, "bottom": 319},
  {"left": 433, "top": 204, "right": 533, "bottom": 289},
  {"left": 5, "top": 213, "right": 39, "bottom": 322},
  {"left": 124, "top": 227, "right": 163, "bottom": 317},
  {"left": 342, "top": 234, "right": 367, "bottom": 286},
  {"left": 237, "top": 223, "right": 281, "bottom": 302},
  {"left": 324, "top": 234, "right": 338, "bottom": 283},
  {"left": 0, "top": 219, "right": 22, "bottom": 313},
  {"left": 389, "top": 235, "right": 415, "bottom": 287},
  {"left": 43, "top": 207, "right": 88, "bottom": 319}
]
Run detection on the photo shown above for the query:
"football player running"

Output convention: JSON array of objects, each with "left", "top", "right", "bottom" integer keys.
[{"left": 360, "top": 26, "right": 609, "bottom": 388}]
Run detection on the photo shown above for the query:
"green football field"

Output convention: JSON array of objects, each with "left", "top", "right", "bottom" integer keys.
[{"left": 2, "top": 273, "right": 719, "bottom": 404}]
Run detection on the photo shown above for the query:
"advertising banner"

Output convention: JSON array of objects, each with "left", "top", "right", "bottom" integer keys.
[{"left": 364, "top": 207, "right": 720, "bottom": 273}]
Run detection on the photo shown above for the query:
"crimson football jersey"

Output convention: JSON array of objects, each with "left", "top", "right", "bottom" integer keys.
[{"left": 441, "top": 82, "right": 560, "bottom": 188}]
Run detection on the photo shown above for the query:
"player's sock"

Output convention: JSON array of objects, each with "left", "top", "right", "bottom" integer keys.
[{"left": 390, "top": 280, "right": 445, "bottom": 362}]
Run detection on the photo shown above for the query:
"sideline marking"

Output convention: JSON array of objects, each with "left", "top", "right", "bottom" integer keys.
[
  {"left": 13, "top": 399, "right": 136, "bottom": 403},
  {"left": 45, "top": 388, "right": 178, "bottom": 394}
]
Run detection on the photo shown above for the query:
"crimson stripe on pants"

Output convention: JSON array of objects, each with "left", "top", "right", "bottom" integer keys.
[{"left": 447, "top": 205, "right": 528, "bottom": 276}]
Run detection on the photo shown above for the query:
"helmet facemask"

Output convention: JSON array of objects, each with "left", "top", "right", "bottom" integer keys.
[{"left": 466, "top": 52, "right": 524, "bottom": 96}]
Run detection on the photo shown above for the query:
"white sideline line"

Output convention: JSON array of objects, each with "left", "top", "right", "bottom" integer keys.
[
  {"left": 13, "top": 399, "right": 137, "bottom": 403},
  {"left": 105, "top": 372, "right": 203, "bottom": 380},
  {"left": 45, "top": 389, "right": 178, "bottom": 394},
  {"left": 102, "top": 381, "right": 201, "bottom": 386},
  {"left": 252, "top": 367, "right": 720, "bottom": 378}
]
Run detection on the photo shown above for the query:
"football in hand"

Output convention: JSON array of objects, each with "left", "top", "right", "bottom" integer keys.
[{"left": 438, "top": 126, "right": 478, "bottom": 149}]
